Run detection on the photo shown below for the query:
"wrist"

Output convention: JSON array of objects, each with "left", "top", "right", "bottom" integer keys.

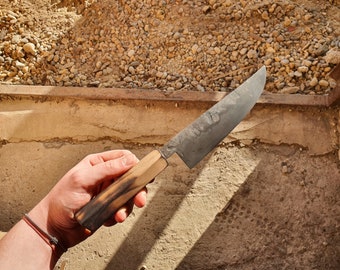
[{"left": 28, "top": 200, "right": 67, "bottom": 260}]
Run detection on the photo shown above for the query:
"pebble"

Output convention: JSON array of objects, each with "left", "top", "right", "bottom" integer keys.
[
  {"left": 0, "top": 0, "right": 338, "bottom": 96},
  {"left": 22, "top": 42, "right": 36, "bottom": 55},
  {"left": 191, "top": 44, "right": 199, "bottom": 54},
  {"left": 302, "top": 60, "right": 312, "bottom": 67},
  {"left": 297, "top": 66, "right": 308, "bottom": 73},
  {"left": 294, "top": 71, "right": 302, "bottom": 77},
  {"left": 239, "top": 48, "right": 247, "bottom": 55},
  {"left": 324, "top": 49, "right": 340, "bottom": 64},
  {"left": 280, "top": 86, "right": 300, "bottom": 94},
  {"left": 319, "top": 79, "right": 329, "bottom": 88},
  {"left": 247, "top": 49, "right": 258, "bottom": 59},
  {"left": 310, "top": 77, "right": 318, "bottom": 87}
]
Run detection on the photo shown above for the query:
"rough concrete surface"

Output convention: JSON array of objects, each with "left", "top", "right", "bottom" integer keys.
[
  {"left": 0, "top": 93, "right": 339, "bottom": 269},
  {"left": 0, "top": 141, "right": 339, "bottom": 270}
]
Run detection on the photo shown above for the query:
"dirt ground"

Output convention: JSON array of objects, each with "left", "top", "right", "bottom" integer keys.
[{"left": 0, "top": 0, "right": 340, "bottom": 269}]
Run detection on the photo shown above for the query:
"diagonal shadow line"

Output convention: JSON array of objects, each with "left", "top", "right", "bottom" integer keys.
[
  {"left": 104, "top": 155, "right": 209, "bottom": 270},
  {"left": 175, "top": 148, "right": 340, "bottom": 269},
  {"left": 174, "top": 162, "right": 261, "bottom": 270}
]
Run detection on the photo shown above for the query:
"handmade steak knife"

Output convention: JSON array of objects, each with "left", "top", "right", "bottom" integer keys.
[{"left": 75, "top": 66, "right": 266, "bottom": 233}]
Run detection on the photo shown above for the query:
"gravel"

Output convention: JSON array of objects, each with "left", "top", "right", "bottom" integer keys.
[{"left": 0, "top": 0, "right": 339, "bottom": 95}]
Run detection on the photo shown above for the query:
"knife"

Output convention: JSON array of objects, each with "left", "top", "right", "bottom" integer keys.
[{"left": 75, "top": 66, "right": 266, "bottom": 233}]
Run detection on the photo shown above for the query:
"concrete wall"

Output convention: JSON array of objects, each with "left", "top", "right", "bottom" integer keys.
[{"left": 0, "top": 87, "right": 339, "bottom": 269}]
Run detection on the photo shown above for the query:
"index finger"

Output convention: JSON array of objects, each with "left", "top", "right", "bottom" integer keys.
[
  {"left": 85, "top": 150, "right": 137, "bottom": 166},
  {"left": 79, "top": 151, "right": 139, "bottom": 188}
]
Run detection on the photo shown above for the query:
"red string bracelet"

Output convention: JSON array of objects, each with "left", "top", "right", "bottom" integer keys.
[{"left": 22, "top": 214, "right": 67, "bottom": 254}]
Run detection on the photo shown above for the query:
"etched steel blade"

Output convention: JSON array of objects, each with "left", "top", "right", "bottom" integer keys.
[{"left": 160, "top": 66, "right": 266, "bottom": 168}]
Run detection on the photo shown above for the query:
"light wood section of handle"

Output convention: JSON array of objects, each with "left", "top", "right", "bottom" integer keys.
[{"left": 75, "top": 150, "right": 168, "bottom": 232}]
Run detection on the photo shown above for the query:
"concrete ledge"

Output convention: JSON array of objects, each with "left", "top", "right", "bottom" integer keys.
[
  {"left": 0, "top": 80, "right": 340, "bottom": 106},
  {"left": 0, "top": 85, "right": 339, "bottom": 155}
]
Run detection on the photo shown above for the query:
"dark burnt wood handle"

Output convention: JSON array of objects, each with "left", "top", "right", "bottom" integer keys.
[{"left": 75, "top": 150, "right": 168, "bottom": 233}]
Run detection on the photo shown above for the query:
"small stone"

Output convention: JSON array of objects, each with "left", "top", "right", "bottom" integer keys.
[
  {"left": 319, "top": 79, "right": 329, "bottom": 88},
  {"left": 310, "top": 77, "right": 318, "bottom": 87},
  {"left": 127, "top": 50, "right": 135, "bottom": 57},
  {"left": 196, "top": 84, "right": 205, "bottom": 92},
  {"left": 272, "top": 30, "right": 279, "bottom": 37},
  {"left": 202, "top": 6, "right": 211, "bottom": 14},
  {"left": 15, "top": 60, "right": 25, "bottom": 68},
  {"left": 231, "top": 51, "right": 238, "bottom": 61},
  {"left": 11, "top": 35, "right": 21, "bottom": 44},
  {"left": 276, "top": 35, "right": 284, "bottom": 42},
  {"left": 281, "top": 161, "right": 293, "bottom": 173},
  {"left": 294, "top": 71, "right": 302, "bottom": 77},
  {"left": 191, "top": 44, "right": 199, "bottom": 54},
  {"left": 173, "top": 32, "right": 181, "bottom": 40},
  {"left": 266, "top": 47, "right": 275, "bottom": 54},
  {"left": 281, "top": 59, "right": 289, "bottom": 65},
  {"left": 23, "top": 43, "right": 36, "bottom": 55},
  {"left": 324, "top": 67, "right": 331, "bottom": 73},
  {"left": 175, "top": 82, "right": 183, "bottom": 89},
  {"left": 88, "top": 81, "right": 100, "bottom": 87},
  {"left": 247, "top": 49, "right": 258, "bottom": 59},
  {"left": 315, "top": 44, "right": 329, "bottom": 57},
  {"left": 304, "top": 27, "right": 312, "bottom": 34},
  {"left": 324, "top": 49, "right": 340, "bottom": 64},
  {"left": 124, "top": 76, "right": 133, "bottom": 82},
  {"left": 214, "top": 47, "right": 221, "bottom": 54},
  {"left": 239, "top": 48, "right": 247, "bottom": 55},
  {"left": 128, "top": 66, "right": 135, "bottom": 74},
  {"left": 284, "top": 17, "right": 291, "bottom": 27},
  {"left": 304, "top": 13, "right": 313, "bottom": 21},
  {"left": 329, "top": 79, "right": 336, "bottom": 89},
  {"left": 95, "top": 61, "right": 102, "bottom": 69},
  {"left": 261, "top": 11, "right": 269, "bottom": 20},
  {"left": 130, "top": 61, "right": 140, "bottom": 67},
  {"left": 264, "top": 58, "right": 272, "bottom": 65},
  {"left": 225, "top": 0, "right": 232, "bottom": 6},
  {"left": 302, "top": 60, "right": 312, "bottom": 67},
  {"left": 297, "top": 66, "right": 309, "bottom": 73},
  {"left": 280, "top": 86, "right": 300, "bottom": 94}
]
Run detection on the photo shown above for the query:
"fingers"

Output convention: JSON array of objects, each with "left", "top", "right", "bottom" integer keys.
[
  {"left": 103, "top": 188, "right": 147, "bottom": 227},
  {"left": 86, "top": 150, "right": 135, "bottom": 166},
  {"left": 103, "top": 201, "right": 133, "bottom": 226},
  {"left": 133, "top": 187, "right": 147, "bottom": 208},
  {"left": 79, "top": 151, "right": 139, "bottom": 188},
  {"left": 115, "top": 187, "right": 147, "bottom": 222}
]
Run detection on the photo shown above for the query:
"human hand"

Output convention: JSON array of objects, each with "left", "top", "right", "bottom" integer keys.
[{"left": 28, "top": 150, "right": 146, "bottom": 250}]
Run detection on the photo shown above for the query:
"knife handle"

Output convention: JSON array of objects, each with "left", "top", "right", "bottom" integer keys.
[{"left": 75, "top": 150, "right": 168, "bottom": 233}]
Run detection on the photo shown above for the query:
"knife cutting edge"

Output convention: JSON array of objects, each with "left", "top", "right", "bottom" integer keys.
[{"left": 75, "top": 66, "right": 267, "bottom": 233}]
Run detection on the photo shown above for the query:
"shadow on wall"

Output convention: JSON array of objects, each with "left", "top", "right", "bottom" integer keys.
[
  {"left": 175, "top": 146, "right": 340, "bottom": 270},
  {"left": 103, "top": 158, "right": 206, "bottom": 270}
]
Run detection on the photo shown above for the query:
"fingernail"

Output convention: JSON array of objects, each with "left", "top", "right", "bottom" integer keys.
[
  {"left": 116, "top": 209, "right": 127, "bottom": 223},
  {"left": 122, "top": 154, "right": 138, "bottom": 167}
]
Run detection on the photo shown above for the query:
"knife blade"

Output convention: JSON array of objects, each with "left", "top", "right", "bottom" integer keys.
[{"left": 75, "top": 66, "right": 266, "bottom": 232}]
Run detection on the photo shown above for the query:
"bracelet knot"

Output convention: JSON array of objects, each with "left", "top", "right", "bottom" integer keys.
[{"left": 22, "top": 214, "right": 67, "bottom": 254}]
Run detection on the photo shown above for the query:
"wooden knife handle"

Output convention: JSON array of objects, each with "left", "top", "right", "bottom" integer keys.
[{"left": 75, "top": 150, "right": 168, "bottom": 233}]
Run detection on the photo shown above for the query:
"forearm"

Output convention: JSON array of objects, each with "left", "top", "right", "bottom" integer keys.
[{"left": 0, "top": 202, "right": 62, "bottom": 269}]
